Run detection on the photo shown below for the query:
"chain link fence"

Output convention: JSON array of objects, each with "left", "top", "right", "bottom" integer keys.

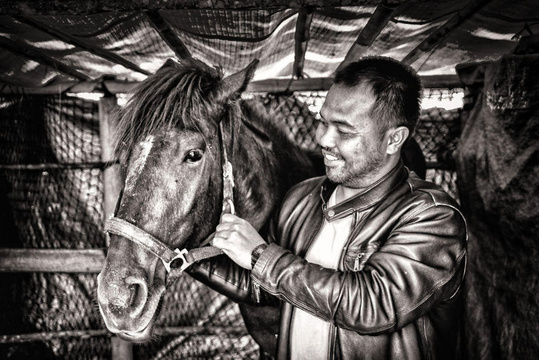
[{"left": 0, "top": 88, "right": 461, "bottom": 359}]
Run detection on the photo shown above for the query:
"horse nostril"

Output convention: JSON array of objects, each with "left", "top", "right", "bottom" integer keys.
[
  {"left": 109, "top": 302, "right": 127, "bottom": 316},
  {"left": 124, "top": 276, "right": 148, "bottom": 315},
  {"left": 105, "top": 276, "right": 148, "bottom": 320},
  {"left": 127, "top": 284, "right": 136, "bottom": 304}
]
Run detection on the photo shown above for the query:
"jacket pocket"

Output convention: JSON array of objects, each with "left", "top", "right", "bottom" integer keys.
[
  {"left": 354, "top": 252, "right": 364, "bottom": 271},
  {"left": 345, "top": 244, "right": 378, "bottom": 272},
  {"left": 344, "top": 251, "right": 365, "bottom": 271}
]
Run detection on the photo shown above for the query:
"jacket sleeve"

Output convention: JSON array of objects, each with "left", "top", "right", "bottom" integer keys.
[
  {"left": 186, "top": 253, "right": 279, "bottom": 306},
  {"left": 251, "top": 201, "right": 467, "bottom": 334},
  {"left": 185, "top": 179, "right": 323, "bottom": 306}
]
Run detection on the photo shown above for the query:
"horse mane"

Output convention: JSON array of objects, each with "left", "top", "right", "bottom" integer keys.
[
  {"left": 226, "top": 99, "right": 318, "bottom": 227},
  {"left": 113, "top": 58, "right": 224, "bottom": 162}
]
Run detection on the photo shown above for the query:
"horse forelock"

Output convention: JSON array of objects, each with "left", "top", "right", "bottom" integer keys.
[{"left": 114, "top": 59, "right": 225, "bottom": 162}]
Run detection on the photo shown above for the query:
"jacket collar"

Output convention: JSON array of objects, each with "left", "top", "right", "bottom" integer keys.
[{"left": 320, "top": 161, "right": 408, "bottom": 221}]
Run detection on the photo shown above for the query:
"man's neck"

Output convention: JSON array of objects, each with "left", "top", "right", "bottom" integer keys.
[{"left": 334, "top": 185, "right": 363, "bottom": 204}]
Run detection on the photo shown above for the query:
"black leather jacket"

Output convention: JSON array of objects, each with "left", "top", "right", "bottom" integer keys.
[{"left": 189, "top": 163, "right": 467, "bottom": 360}]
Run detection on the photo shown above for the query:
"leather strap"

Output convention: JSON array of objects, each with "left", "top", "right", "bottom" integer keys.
[
  {"left": 105, "top": 217, "right": 178, "bottom": 264},
  {"left": 106, "top": 217, "right": 224, "bottom": 275}
]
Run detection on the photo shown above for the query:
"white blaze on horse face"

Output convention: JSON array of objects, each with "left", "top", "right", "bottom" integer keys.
[{"left": 124, "top": 135, "right": 155, "bottom": 194}]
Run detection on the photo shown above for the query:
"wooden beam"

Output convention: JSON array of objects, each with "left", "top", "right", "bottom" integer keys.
[
  {"left": 0, "top": 35, "right": 90, "bottom": 81},
  {"left": 248, "top": 77, "right": 333, "bottom": 92},
  {"left": 145, "top": 10, "right": 191, "bottom": 60},
  {"left": 0, "top": 1, "right": 428, "bottom": 16},
  {"left": 336, "top": 2, "right": 399, "bottom": 73},
  {"left": 0, "top": 161, "right": 117, "bottom": 170},
  {"left": 14, "top": 15, "right": 151, "bottom": 76},
  {"left": 402, "top": 0, "right": 494, "bottom": 65},
  {"left": 293, "top": 7, "right": 313, "bottom": 79},
  {"left": 420, "top": 74, "right": 463, "bottom": 89},
  {"left": 0, "top": 249, "right": 105, "bottom": 273},
  {"left": 0, "top": 74, "right": 462, "bottom": 95},
  {"left": 0, "top": 330, "right": 110, "bottom": 343},
  {"left": 0, "top": 326, "right": 248, "bottom": 343},
  {"left": 355, "top": 3, "right": 399, "bottom": 46}
]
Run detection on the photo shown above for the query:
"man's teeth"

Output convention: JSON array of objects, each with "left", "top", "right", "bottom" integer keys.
[{"left": 325, "top": 153, "right": 340, "bottom": 161}]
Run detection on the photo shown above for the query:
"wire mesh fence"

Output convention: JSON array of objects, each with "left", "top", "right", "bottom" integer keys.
[
  {"left": 0, "top": 88, "right": 462, "bottom": 359},
  {"left": 256, "top": 88, "right": 461, "bottom": 201}
]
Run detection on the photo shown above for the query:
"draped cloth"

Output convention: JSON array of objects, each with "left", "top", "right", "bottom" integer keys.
[{"left": 455, "top": 53, "right": 539, "bottom": 359}]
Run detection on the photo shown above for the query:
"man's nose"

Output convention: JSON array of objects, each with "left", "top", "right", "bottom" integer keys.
[{"left": 316, "top": 124, "right": 336, "bottom": 148}]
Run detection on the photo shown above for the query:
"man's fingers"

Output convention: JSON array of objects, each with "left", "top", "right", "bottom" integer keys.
[
  {"left": 212, "top": 228, "right": 241, "bottom": 247},
  {"left": 216, "top": 217, "right": 244, "bottom": 233},
  {"left": 215, "top": 222, "right": 229, "bottom": 232},
  {"left": 211, "top": 232, "right": 228, "bottom": 249}
]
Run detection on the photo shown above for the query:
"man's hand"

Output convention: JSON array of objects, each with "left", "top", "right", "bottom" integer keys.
[{"left": 212, "top": 214, "right": 266, "bottom": 269}]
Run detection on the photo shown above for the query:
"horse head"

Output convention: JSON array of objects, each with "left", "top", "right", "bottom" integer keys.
[{"left": 97, "top": 58, "right": 259, "bottom": 342}]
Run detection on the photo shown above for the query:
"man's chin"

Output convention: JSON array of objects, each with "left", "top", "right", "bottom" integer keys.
[{"left": 325, "top": 167, "right": 348, "bottom": 185}]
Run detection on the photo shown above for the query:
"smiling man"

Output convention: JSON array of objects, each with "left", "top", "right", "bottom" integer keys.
[{"left": 193, "top": 56, "right": 467, "bottom": 360}]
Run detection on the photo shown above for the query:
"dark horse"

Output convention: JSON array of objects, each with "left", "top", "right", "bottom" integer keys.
[{"left": 96, "top": 58, "right": 318, "bottom": 355}]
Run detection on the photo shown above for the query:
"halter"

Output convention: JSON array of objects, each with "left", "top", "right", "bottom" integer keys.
[{"left": 104, "top": 121, "right": 235, "bottom": 284}]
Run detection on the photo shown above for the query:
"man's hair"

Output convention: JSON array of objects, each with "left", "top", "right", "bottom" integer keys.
[{"left": 334, "top": 56, "right": 422, "bottom": 135}]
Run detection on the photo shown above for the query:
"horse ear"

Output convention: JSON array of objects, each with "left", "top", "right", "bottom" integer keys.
[
  {"left": 159, "top": 59, "right": 178, "bottom": 70},
  {"left": 211, "top": 59, "right": 259, "bottom": 104},
  {"left": 158, "top": 57, "right": 199, "bottom": 72},
  {"left": 163, "top": 59, "right": 178, "bottom": 68},
  {"left": 155, "top": 58, "right": 181, "bottom": 74}
]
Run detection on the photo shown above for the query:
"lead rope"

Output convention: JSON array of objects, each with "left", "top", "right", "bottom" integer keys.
[{"left": 219, "top": 120, "right": 236, "bottom": 215}]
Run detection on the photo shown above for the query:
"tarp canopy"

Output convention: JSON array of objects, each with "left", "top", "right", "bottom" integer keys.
[{"left": 1, "top": 0, "right": 537, "bottom": 93}]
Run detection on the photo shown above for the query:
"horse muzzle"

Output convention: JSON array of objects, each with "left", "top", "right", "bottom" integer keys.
[{"left": 97, "top": 269, "right": 166, "bottom": 342}]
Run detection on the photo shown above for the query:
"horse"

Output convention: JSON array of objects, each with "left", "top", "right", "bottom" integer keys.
[{"left": 96, "top": 57, "right": 319, "bottom": 356}]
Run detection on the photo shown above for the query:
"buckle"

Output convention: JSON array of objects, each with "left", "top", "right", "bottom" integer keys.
[{"left": 162, "top": 249, "right": 190, "bottom": 273}]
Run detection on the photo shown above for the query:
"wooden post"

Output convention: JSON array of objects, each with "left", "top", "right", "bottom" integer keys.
[
  {"left": 98, "top": 93, "right": 132, "bottom": 360},
  {"left": 98, "top": 93, "right": 124, "bottom": 233},
  {"left": 111, "top": 337, "right": 133, "bottom": 360}
]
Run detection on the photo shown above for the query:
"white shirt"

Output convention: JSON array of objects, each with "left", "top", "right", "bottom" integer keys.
[{"left": 289, "top": 185, "right": 357, "bottom": 360}]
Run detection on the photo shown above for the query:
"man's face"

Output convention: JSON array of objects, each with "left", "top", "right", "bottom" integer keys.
[{"left": 316, "top": 82, "right": 389, "bottom": 188}]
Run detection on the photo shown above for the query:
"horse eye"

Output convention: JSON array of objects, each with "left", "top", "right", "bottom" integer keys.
[{"left": 185, "top": 149, "right": 203, "bottom": 163}]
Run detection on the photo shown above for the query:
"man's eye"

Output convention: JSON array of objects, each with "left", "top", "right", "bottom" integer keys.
[
  {"left": 185, "top": 149, "right": 203, "bottom": 163},
  {"left": 338, "top": 127, "right": 353, "bottom": 134}
]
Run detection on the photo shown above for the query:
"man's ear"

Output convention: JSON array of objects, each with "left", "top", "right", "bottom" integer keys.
[{"left": 386, "top": 126, "right": 409, "bottom": 155}]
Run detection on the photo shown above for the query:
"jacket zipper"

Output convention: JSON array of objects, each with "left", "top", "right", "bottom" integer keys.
[
  {"left": 354, "top": 252, "right": 364, "bottom": 271},
  {"left": 253, "top": 282, "right": 261, "bottom": 303}
]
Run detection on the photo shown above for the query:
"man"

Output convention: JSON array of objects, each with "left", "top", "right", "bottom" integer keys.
[{"left": 192, "top": 56, "right": 467, "bottom": 359}]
